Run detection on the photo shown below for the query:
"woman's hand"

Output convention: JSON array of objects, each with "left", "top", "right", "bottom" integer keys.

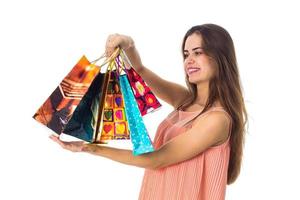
[
  {"left": 49, "top": 134, "right": 87, "bottom": 152},
  {"left": 49, "top": 134, "right": 155, "bottom": 169},
  {"left": 105, "top": 33, "right": 134, "bottom": 57},
  {"left": 105, "top": 33, "right": 144, "bottom": 72}
]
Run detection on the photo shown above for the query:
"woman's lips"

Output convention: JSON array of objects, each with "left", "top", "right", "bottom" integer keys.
[{"left": 187, "top": 67, "right": 201, "bottom": 76}]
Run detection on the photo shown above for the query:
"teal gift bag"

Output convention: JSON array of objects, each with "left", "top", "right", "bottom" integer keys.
[{"left": 119, "top": 74, "right": 154, "bottom": 156}]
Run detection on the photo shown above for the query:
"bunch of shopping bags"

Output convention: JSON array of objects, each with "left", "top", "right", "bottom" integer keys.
[{"left": 33, "top": 48, "right": 161, "bottom": 155}]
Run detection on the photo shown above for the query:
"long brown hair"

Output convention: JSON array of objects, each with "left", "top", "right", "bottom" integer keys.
[{"left": 178, "top": 24, "right": 248, "bottom": 184}]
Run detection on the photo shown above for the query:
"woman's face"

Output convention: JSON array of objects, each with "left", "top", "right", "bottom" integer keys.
[{"left": 183, "top": 33, "right": 216, "bottom": 84}]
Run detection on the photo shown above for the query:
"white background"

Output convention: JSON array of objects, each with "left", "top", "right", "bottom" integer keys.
[{"left": 1, "top": 0, "right": 299, "bottom": 199}]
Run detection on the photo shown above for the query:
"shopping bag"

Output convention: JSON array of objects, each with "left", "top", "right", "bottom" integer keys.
[
  {"left": 125, "top": 67, "right": 161, "bottom": 116},
  {"left": 99, "top": 69, "right": 130, "bottom": 142},
  {"left": 114, "top": 56, "right": 154, "bottom": 155},
  {"left": 119, "top": 50, "right": 162, "bottom": 116},
  {"left": 33, "top": 55, "right": 104, "bottom": 142},
  {"left": 62, "top": 68, "right": 110, "bottom": 143}
]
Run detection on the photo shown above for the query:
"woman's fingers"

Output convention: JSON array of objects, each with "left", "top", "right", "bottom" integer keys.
[
  {"left": 49, "top": 134, "right": 84, "bottom": 152},
  {"left": 49, "top": 134, "right": 61, "bottom": 143},
  {"left": 49, "top": 134, "right": 67, "bottom": 148},
  {"left": 105, "top": 33, "right": 121, "bottom": 57},
  {"left": 105, "top": 33, "right": 134, "bottom": 57}
]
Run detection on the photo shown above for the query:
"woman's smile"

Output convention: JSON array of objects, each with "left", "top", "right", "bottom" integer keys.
[{"left": 187, "top": 67, "right": 201, "bottom": 76}]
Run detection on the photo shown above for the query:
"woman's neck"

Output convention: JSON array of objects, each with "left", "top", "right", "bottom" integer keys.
[
  {"left": 195, "top": 82, "right": 209, "bottom": 106},
  {"left": 195, "top": 82, "right": 221, "bottom": 107}
]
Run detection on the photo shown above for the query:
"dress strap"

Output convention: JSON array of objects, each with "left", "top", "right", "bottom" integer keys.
[
  {"left": 183, "top": 107, "right": 232, "bottom": 133},
  {"left": 207, "top": 107, "right": 232, "bottom": 122}
]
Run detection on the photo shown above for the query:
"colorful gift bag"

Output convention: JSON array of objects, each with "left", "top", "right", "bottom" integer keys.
[
  {"left": 119, "top": 73, "right": 154, "bottom": 155},
  {"left": 100, "top": 70, "right": 130, "bottom": 142},
  {"left": 62, "top": 70, "right": 109, "bottom": 142},
  {"left": 125, "top": 67, "right": 161, "bottom": 116},
  {"left": 119, "top": 50, "right": 162, "bottom": 116},
  {"left": 32, "top": 55, "right": 104, "bottom": 142}
]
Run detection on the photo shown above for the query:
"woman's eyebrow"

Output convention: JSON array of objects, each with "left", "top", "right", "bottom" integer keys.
[
  {"left": 183, "top": 47, "right": 203, "bottom": 52},
  {"left": 192, "top": 47, "right": 203, "bottom": 51}
]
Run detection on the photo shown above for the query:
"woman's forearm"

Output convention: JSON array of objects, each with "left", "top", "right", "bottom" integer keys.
[
  {"left": 123, "top": 45, "right": 144, "bottom": 72},
  {"left": 82, "top": 144, "right": 158, "bottom": 169}
]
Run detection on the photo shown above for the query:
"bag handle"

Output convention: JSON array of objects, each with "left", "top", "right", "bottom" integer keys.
[
  {"left": 91, "top": 48, "right": 121, "bottom": 68},
  {"left": 90, "top": 47, "right": 132, "bottom": 76},
  {"left": 119, "top": 49, "right": 134, "bottom": 70}
]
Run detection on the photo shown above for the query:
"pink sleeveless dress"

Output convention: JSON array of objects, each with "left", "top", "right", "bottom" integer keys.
[{"left": 138, "top": 107, "right": 232, "bottom": 200}]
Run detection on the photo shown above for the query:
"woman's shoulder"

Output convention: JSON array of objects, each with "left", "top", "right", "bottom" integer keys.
[
  {"left": 191, "top": 109, "right": 231, "bottom": 146},
  {"left": 192, "top": 106, "right": 231, "bottom": 127},
  {"left": 205, "top": 106, "right": 232, "bottom": 121},
  {"left": 197, "top": 108, "right": 230, "bottom": 124}
]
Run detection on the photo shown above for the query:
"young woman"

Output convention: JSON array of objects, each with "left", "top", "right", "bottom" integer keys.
[{"left": 50, "top": 23, "right": 248, "bottom": 200}]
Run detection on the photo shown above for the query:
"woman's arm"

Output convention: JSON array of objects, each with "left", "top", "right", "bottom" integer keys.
[
  {"left": 134, "top": 66, "right": 190, "bottom": 109},
  {"left": 82, "top": 145, "right": 153, "bottom": 169},
  {"left": 105, "top": 34, "right": 190, "bottom": 108},
  {"left": 51, "top": 111, "right": 230, "bottom": 169},
  {"left": 50, "top": 135, "right": 154, "bottom": 168}
]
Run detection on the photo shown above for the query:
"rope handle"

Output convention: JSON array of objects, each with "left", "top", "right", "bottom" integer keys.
[
  {"left": 89, "top": 47, "right": 134, "bottom": 76},
  {"left": 90, "top": 47, "right": 121, "bottom": 69}
]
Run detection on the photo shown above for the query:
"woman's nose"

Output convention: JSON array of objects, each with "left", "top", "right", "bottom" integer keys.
[{"left": 185, "top": 55, "right": 195, "bottom": 64}]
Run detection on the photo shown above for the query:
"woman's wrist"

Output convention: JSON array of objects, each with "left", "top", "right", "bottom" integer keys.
[
  {"left": 122, "top": 38, "right": 135, "bottom": 51},
  {"left": 81, "top": 143, "right": 98, "bottom": 153},
  {"left": 124, "top": 46, "right": 144, "bottom": 72}
]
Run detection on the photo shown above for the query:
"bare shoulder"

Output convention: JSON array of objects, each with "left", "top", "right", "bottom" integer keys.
[
  {"left": 191, "top": 110, "right": 231, "bottom": 145},
  {"left": 202, "top": 109, "right": 231, "bottom": 124}
]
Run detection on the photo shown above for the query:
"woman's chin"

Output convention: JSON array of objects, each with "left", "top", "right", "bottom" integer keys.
[
  {"left": 188, "top": 77, "right": 202, "bottom": 84},
  {"left": 188, "top": 77, "right": 210, "bottom": 85}
]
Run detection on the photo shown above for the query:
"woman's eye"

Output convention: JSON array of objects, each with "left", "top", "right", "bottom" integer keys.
[
  {"left": 183, "top": 54, "right": 188, "bottom": 59},
  {"left": 195, "top": 51, "right": 202, "bottom": 55}
]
